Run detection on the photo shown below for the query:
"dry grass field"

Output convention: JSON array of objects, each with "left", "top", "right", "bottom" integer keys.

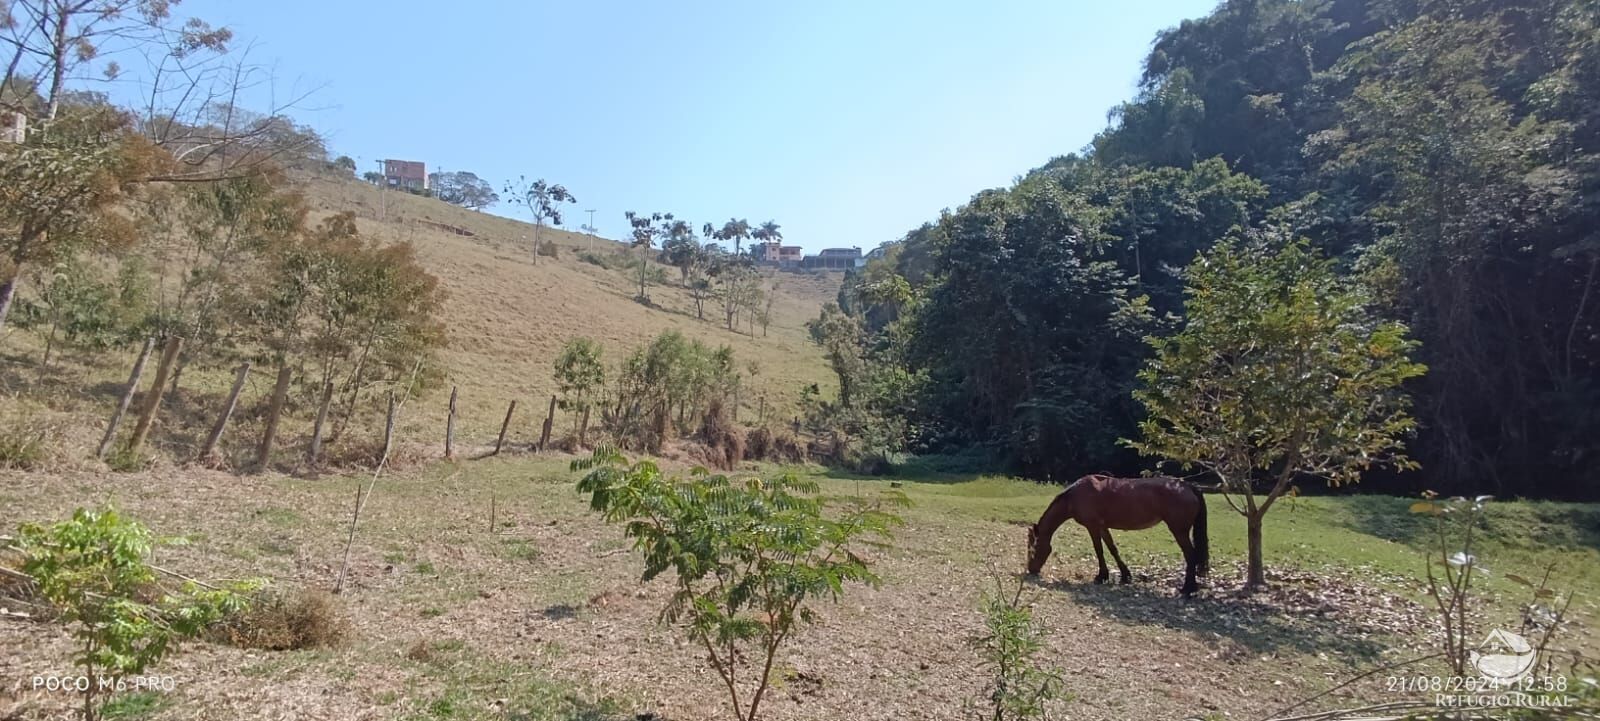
[{"left": 3, "top": 455, "right": 1597, "bottom": 720}]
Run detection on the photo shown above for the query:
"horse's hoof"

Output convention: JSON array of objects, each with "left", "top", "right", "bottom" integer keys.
[
  {"left": 1119, "top": 576, "right": 1132, "bottom": 585},
  {"left": 1093, "top": 575, "right": 1109, "bottom": 585}
]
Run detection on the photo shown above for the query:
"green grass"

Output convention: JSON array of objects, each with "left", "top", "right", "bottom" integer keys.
[
  {"left": 797, "top": 465, "right": 1600, "bottom": 643},
  {"left": 100, "top": 692, "right": 171, "bottom": 720}
]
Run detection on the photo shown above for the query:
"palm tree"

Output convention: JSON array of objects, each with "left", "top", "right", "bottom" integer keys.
[
  {"left": 720, "top": 218, "right": 752, "bottom": 256},
  {"left": 753, "top": 220, "right": 782, "bottom": 244}
]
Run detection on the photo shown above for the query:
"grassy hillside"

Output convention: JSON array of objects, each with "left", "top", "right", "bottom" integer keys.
[
  {"left": 0, "top": 171, "right": 843, "bottom": 469},
  {"left": 294, "top": 173, "right": 842, "bottom": 441}
]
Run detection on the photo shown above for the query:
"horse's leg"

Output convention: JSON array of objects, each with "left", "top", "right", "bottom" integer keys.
[
  {"left": 1102, "top": 531, "right": 1132, "bottom": 584},
  {"left": 1088, "top": 528, "right": 1109, "bottom": 584},
  {"left": 1166, "top": 519, "right": 1199, "bottom": 598}
]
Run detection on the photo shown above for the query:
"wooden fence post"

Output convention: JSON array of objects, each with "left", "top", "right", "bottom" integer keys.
[
  {"left": 382, "top": 392, "right": 397, "bottom": 461},
  {"left": 97, "top": 338, "right": 154, "bottom": 460},
  {"left": 493, "top": 400, "right": 517, "bottom": 456},
  {"left": 255, "top": 364, "right": 294, "bottom": 471},
  {"left": 538, "top": 394, "right": 556, "bottom": 451},
  {"left": 125, "top": 336, "right": 182, "bottom": 457},
  {"left": 197, "top": 362, "right": 251, "bottom": 464},
  {"left": 307, "top": 380, "right": 335, "bottom": 465},
  {"left": 445, "top": 385, "right": 458, "bottom": 460}
]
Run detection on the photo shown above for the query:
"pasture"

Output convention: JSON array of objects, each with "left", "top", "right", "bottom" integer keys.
[{"left": 4, "top": 456, "right": 1596, "bottom": 720}]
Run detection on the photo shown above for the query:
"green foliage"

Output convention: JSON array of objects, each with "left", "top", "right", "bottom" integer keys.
[
  {"left": 554, "top": 338, "right": 607, "bottom": 415},
  {"left": 607, "top": 331, "right": 738, "bottom": 451},
  {"left": 971, "top": 577, "right": 1067, "bottom": 720},
  {"left": 1129, "top": 235, "right": 1424, "bottom": 586},
  {"left": 573, "top": 450, "right": 904, "bottom": 721},
  {"left": 0, "top": 105, "right": 164, "bottom": 333},
  {"left": 13, "top": 257, "right": 150, "bottom": 359},
  {"left": 13, "top": 508, "right": 257, "bottom": 720}
]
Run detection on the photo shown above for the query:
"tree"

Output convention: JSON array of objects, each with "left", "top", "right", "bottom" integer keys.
[
  {"left": 554, "top": 337, "right": 606, "bottom": 439},
  {"left": 362, "top": 170, "right": 383, "bottom": 184},
  {"left": 333, "top": 155, "right": 356, "bottom": 176},
  {"left": 625, "top": 210, "right": 672, "bottom": 301},
  {"left": 0, "top": 1, "right": 230, "bottom": 122},
  {"left": 661, "top": 223, "right": 707, "bottom": 285},
  {"left": 1128, "top": 236, "right": 1425, "bottom": 589},
  {"left": 13, "top": 507, "right": 255, "bottom": 721},
  {"left": 751, "top": 220, "right": 782, "bottom": 247},
  {"left": 505, "top": 177, "right": 574, "bottom": 264},
  {"left": 574, "top": 451, "right": 902, "bottom": 721},
  {"left": 0, "top": 106, "right": 165, "bottom": 333},
  {"left": 718, "top": 218, "right": 752, "bottom": 256},
  {"left": 430, "top": 170, "right": 498, "bottom": 210}
]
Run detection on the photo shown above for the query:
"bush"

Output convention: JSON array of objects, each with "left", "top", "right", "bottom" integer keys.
[
  {"left": 12, "top": 508, "right": 258, "bottom": 721},
  {"left": 574, "top": 450, "right": 905, "bottom": 721},
  {"left": 0, "top": 415, "right": 49, "bottom": 470},
  {"left": 103, "top": 445, "right": 152, "bottom": 473},
  {"left": 744, "top": 426, "right": 806, "bottom": 464},
  {"left": 972, "top": 576, "right": 1067, "bottom": 720},
  {"left": 537, "top": 240, "right": 560, "bottom": 259},
  {"left": 213, "top": 587, "right": 348, "bottom": 650}
]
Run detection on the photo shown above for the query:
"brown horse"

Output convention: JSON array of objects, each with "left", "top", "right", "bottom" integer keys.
[{"left": 1026, "top": 474, "right": 1209, "bottom": 597}]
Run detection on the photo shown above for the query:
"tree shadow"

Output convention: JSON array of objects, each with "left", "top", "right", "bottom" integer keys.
[
  {"left": 540, "top": 603, "right": 580, "bottom": 621},
  {"left": 1039, "top": 571, "right": 1393, "bottom": 663},
  {"left": 1331, "top": 493, "right": 1600, "bottom": 553}
]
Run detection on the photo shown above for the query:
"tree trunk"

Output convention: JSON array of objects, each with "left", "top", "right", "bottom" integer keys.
[
  {"left": 125, "top": 336, "right": 183, "bottom": 456},
  {"left": 445, "top": 385, "right": 458, "bottom": 460},
  {"left": 97, "top": 338, "right": 155, "bottom": 459},
  {"left": 1245, "top": 512, "right": 1266, "bottom": 590},
  {"left": 255, "top": 364, "right": 294, "bottom": 471},
  {"left": 307, "top": 379, "right": 335, "bottom": 465},
  {"left": 198, "top": 362, "right": 251, "bottom": 464},
  {"left": 494, "top": 400, "right": 517, "bottom": 455},
  {"left": 0, "top": 273, "right": 19, "bottom": 335},
  {"left": 539, "top": 394, "right": 556, "bottom": 451},
  {"left": 579, "top": 406, "right": 590, "bottom": 447}
]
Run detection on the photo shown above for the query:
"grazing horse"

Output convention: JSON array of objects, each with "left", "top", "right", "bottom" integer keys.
[{"left": 1025, "top": 474, "right": 1209, "bottom": 597}]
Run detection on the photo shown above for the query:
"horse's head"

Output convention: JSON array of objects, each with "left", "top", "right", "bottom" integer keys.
[{"left": 1025, "top": 523, "right": 1051, "bottom": 576}]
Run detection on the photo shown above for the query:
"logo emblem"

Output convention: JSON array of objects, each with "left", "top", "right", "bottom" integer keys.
[{"left": 1470, "top": 629, "right": 1537, "bottom": 687}]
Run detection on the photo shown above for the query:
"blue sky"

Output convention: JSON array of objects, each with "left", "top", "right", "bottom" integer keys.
[{"left": 147, "top": 1, "right": 1216, "bottom": 252}]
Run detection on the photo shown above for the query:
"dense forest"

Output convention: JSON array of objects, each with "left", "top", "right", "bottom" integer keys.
[{"left": 825, "top": 0, "right": 1600, "bottom": 500}]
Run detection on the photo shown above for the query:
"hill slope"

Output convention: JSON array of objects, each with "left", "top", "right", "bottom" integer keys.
[{"left": 296, "top": 173, "right": 842, "bottom": 442}]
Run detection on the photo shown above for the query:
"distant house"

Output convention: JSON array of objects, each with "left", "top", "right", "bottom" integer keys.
[
  {"left": 383, "top": 159, "right": 428, "bottom": 191},
  {"left": 0, "top": 111, "right": 24, "bottom": 144},
  {"left": 753, "top": 241, "right": 804, "bottom": 267},
  {"left": 802, "top": 247, "right": 862, "bottom": 270}
]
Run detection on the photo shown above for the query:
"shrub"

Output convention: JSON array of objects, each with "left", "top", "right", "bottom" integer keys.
[
  {"left": 574, "top": 450, "right": 905, "bottom": 721},
  {"left": 103, "top": 445, "right": 152, "bottom": 473},
  {"left": 0, "top": 416, "right": 49, "bottom": 470},
  {"left": 12, "top": 508, "right": 258, "bottom": 721},
  {"left": 745, "top": 426, "right": 807, "bottom": 464},
  {"left": 537, "top": 240, "right": 560, "bottom": 258},
  {"left": 213, "top": 587, "right": 348, "bottom": 650},
  {"left": 971, "top": 576, "right": 1067, "bottom": 720}
]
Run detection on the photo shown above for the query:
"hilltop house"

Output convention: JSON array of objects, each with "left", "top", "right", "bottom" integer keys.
[
  {"left": 752, "top": 240, "right": 804, "bottom": 267},
  {"left": 383, "top": 159, "right": 428, "bottom": 191},
  {"left": 802, "top": 247, "right": 863, "bottom": 270}
]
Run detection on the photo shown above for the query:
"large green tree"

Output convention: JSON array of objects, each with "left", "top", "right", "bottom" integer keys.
[{"left": 1129, "top": 236, "right": 1425, "bottom": 589}]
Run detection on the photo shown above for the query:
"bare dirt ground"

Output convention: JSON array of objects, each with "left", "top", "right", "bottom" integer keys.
[{"left": 0, "top": 457, "right": 1470, "bottom": 721}]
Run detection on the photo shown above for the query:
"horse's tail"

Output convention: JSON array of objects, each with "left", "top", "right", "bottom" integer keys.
[{"left": 1188, "top": 483, "right": 1209, "bottom": 576}]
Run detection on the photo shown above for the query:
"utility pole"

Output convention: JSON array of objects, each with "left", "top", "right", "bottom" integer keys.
[
  {"left": 376, "top": 159, "right": 387, "bottom": 221},
  {"left": 586, "top": 209, "right": 597, "bottom": 251}
]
